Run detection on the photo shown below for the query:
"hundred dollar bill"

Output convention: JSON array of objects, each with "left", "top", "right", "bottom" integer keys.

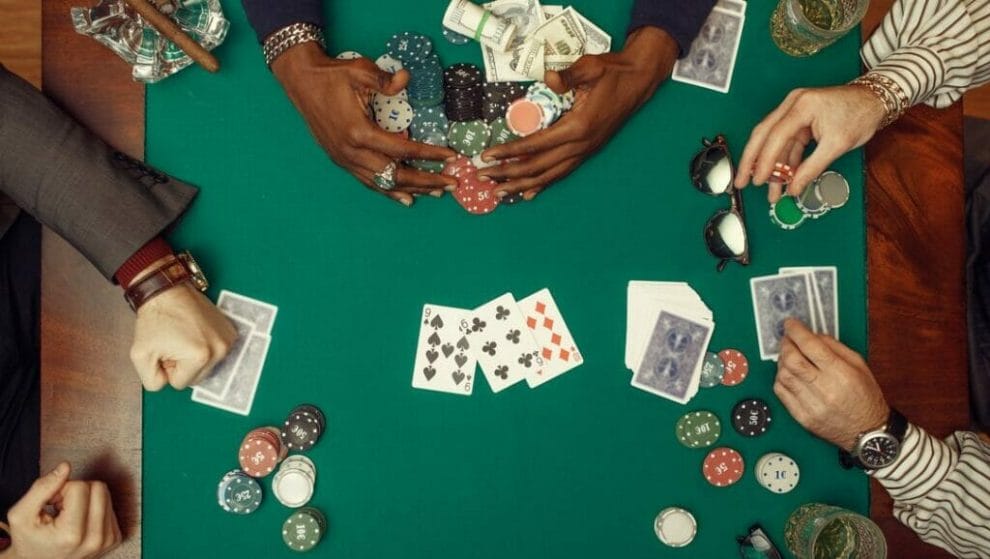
[
  {"left": 512, "top": 7, "right": 585, "bottom": 77},
  {"left": 480, "top": 0, "right": 545, "bottom": 81},
  {"left": 443, "top": 0, "right": 518, "bottom": 52},
  {"left": 542, "top": 4, "right": 563, "bottom": 18},
  {"left": 572, "top": 9, "right": 611, "bottom": 54}
]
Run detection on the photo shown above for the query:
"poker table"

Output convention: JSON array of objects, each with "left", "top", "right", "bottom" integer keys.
[{"left": 37, "top": 0, "right": 969, "bottom": 558}]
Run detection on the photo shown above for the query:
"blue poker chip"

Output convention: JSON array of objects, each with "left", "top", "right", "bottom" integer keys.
[
  {"left": 387, "top": 31, "right": 432, "bottom": 63},
  {"left": 443, "top": 27, "right": 470, "bottom": 45}
]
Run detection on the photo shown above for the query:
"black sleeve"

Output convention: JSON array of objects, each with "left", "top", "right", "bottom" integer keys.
[
  {"left": 241, "top": 0, "right": 325, "bottom": 43},
  {"left": 628, "top": 0, "right": 718, "bottom": 57}
]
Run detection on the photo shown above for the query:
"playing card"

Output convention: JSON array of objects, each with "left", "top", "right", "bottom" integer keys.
[
  {"left": 716, "top": 0, "right": 746, "bottom": 15},
  {"left": 192, "top": 332, "right": 270, "bottom": 416},
  {"left": 517, "top": 288, "right": 582, "bottom": 388},
  {"left": 626, "top": 281, "right": 713, "bottom": 370},
  {"left": 218, "top": 290, "right": 279, "bottom": 335},
  {"left": 780, "top": 267, "right": 839, "bottom": 338},
  {"left": 194, "top": 312, "right": 254, "bottom": 399},
  {"left": 631, "top": 310, "right": 714, "bottom": 404},
  {"left": 750, "top": 273, "right": 818, "bottom": 361},
  {"left": 411, "top": 304, "right": 477, "bottom": 396},
  {"left": 671, "top": 7, "right": 744, "bottom": 93},
  {"left": 466, "top": 293, "right": 542, "bottom": 393}
]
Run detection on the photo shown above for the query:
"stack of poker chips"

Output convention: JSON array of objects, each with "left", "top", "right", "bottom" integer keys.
[
  {"left": 273, "top": 455, "right": 317, "bottom": 508},
  {"left": 386, "top": 32, "right": 445, "bottom": 109},
  {"left": 238, "top": 426, "right": 287, "bottom": 478},
  {"left": 731, "top": 398, "right": 772, "bottom": 438},
  {"left": 653, "top": 507, "right": 697, "bottom": 548},
  {"left": 754, "top": 452, "right": 800, "bottom": 494},
  {"left": 217, "top": 469, "right": 263, "bottom": 515},
  {"left": 505, "top": 82, "right": 575, "bottom": 137},
  {"left": 444, "top": 63, "right": 485, "bottom": 122},
  {"left": 482, "top": 81, "right": 527, "bottom": 122},
  {"left": 770, "top": 170, "right": 851, "bottom": 230},
  {"left": 408, "top": 106, "right": 450, "bottom": 173},
  {"left": 282, "top": 507, "right": 328, "bottom": 553},
  {"left": 280, "top": 404, "right": 326, "bottom": 452}
]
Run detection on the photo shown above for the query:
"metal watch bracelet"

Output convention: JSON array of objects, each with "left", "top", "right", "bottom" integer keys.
[
  {"left": 848, "top": 72, "right": 910, "bottom": 129},
  {"left": 263, "top": 22, "right": 326, "bottom": 68}
]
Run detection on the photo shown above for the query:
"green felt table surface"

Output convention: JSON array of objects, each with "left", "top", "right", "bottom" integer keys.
[{"left": 145, "top": 1, "right": 869, "bottom": 557}]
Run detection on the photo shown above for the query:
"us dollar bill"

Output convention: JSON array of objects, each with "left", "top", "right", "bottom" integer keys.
[
  {"left": 443, "top": 0, "right": 518, "bottom": 52},
  {"left": 481, "top": 0, "right": 545, "bottom": 81},
  {"left": 512, "top": 7, "right": 585, "bottom": 77},
  {"left": 572, "top": 9, "right": 611, "bottom": 54}
]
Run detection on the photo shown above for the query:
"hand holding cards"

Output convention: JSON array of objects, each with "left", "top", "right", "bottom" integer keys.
[
  {"left": 750, "top": 266, "right": 839, "bottom": 361},
  {"left": 412, "top": 288, "right": 582, "bottom": 395},
  {"left": 193, "top": 290, "right": 278, "bottom": 415},
  {"left": 626, "top": 281, "right": 715, "bottom": 404}
]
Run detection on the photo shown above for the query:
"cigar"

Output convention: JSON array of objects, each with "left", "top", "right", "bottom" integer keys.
[{"left": 123, "top": 0, "right": 220, "bottom": 73}]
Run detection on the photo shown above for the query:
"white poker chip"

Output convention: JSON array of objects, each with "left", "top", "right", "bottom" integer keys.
[
  {"left": 654, "top": 507, "right": 697, "bottom": 547},
  {"left": 335, "top": 51, "right": 364, "bottom": 60},
  {"left": 273, "top": 468, "right": 315, "bottom": 508},
  {"left": 375, "top": 54, "right": 404, "bottom": 74},
  {"left": 755, "top": 452, "right": 800, "bottom": 494},
  {"left": 373, "top": 95, "right": 414, "bottom": 133}
]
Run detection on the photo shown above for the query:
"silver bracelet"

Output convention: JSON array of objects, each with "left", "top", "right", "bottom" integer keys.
[{"left": 262, "top": 22, "right": 326, "bottom": 68}]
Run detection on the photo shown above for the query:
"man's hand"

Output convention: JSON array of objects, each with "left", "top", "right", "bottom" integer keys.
[
  {"left": 479, "top": 27, "right": 679, "bottom": 201},
  {"left": 774, "top": 319, "right": 890, "bottom": 451},
  {"left": 129, "top": 281, "right": 237, "bottom": 391},
  {"left": 271, "top": 42, "right": 457, "bottom": 206},
  {"left": 733, "top": 85, "right": 885, "bottom": 202},
  {"left": 3, "top": 463, "right": 121, "bottom": 559}
]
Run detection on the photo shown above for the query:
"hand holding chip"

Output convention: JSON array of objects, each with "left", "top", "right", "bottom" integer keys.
[
  {"left": 271, "top": 42, "right": 457, "bottom": 206},
  {"left": 480, "top": 26, "right": 678, "bottom": 200},
  {"left": 3, "top": 463, "right": 122, "bottom": 559},
  {"left": 733, "top": 85, "right": 886, "bottom": 202},
  {"left": 773, "top": 319, "right": 889, "bottom": 451}
]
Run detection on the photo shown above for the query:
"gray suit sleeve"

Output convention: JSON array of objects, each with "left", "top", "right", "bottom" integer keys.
[{"left": 0, "top": 65, "right": 198, "bottom": 280}]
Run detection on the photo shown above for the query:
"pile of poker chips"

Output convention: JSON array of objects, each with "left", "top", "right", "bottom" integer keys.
[
  {"left": 698, "top": 348, "right": 750, "bottom": 388},
  {"left": 482, "top": 81, "right": 527, "bottom": 122},
  {"left": 217, "top": 469, "right": 263, "bottom": 514},
  {"left": 731, "top": 398, "right": 772, "bottom": 437},
  {"left": 653, "top": 507, "right": 697, "bottom": 548},
  {"left": 754, "top": 452, "right": 800, "bottom": 494},
  {"left": 444, "top": 63, "right": 485, "bottom": 122},
  {"left": 443, "top": 155, "right": 500, "bottom": 214},
  {"left": 282, "top": 507, "right": 328, "bottom": 553},
  {"left": 505, "top": 82, "right": 574, "bottom": 137},
  {"left": 273, "top": 456, "right": 317, "bottom": 508},
  {"left": 239, "top": 427, "right": 287, "bottom": 478},
  {"left": 770, "top": 170, "right": 851, "bottom": 230},
  {"left": 281, "top": 404, "right": 327, "bottom": 451}
]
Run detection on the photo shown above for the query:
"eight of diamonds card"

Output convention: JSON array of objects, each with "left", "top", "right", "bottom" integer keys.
[
  {"left": 411, "top": 304, "right": 477, "bottom": 396},
  {"left": 518, "top": 288, "right": 582, "bottom": 388}
]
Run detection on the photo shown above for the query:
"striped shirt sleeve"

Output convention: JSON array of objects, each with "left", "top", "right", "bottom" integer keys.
[
  {"left": 861, "top": 0, "right": 990, "bottom": 109},
  {"left": 868, "top": 423, "right": 990, "bottom": 558}
]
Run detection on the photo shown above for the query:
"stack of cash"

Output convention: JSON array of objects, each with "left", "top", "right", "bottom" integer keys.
[
  {"left": 443, "top": 0, "right": 611, "bottom": 82},
  {"left": 71, "top": 0, "right": 229, "bottom": 83}
]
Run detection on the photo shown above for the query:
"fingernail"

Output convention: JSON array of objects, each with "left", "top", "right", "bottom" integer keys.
[
  {"left": 523, "top": 191, "right": 537, "bottom": 201},
  {"left": 496, "top": 190, "right": 507, "bottom": 199},
  {"left": 445, "top": 156, "right": 458, "bottom": 163},
  {"left": 430, "top": 190, "right": 444, "bottom": 198},
  {"left": 478, "top": 174, "right": 490, "bottom": 181},
  {"left": 397, "top": 196, "right": 412, "bottom": 207},
  {"left": 445, "top": 183, "right": 457, "bottom": 192},
  {"left": 482, "top": 154, "right": 494, "bottom": 163},
  {"left": 50, "top": 463, "right": 68, "bottom": 476}
]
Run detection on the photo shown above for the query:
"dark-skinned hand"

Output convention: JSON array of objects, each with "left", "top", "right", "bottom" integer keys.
[
  {"left": 479, "top": 26, "right": 679, "bottom": 201},
  {"left": 271, "top": 42, "right": 458, "bottom": 206}
]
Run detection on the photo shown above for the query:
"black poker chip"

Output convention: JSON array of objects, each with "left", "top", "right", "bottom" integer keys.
[
  {"left": 281, "top": 404, "right": 326, "bottom": 451},
  {"left": 482, "top": 81, "right": 528, "bottom": 122},
  {"left": 443, "top": 63, "right": 484, "bottom": 122},
  {"left": 731, "top": 398, "right": 771, "bottom": 437}
]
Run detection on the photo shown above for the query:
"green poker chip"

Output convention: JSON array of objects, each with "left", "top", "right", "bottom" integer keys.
[
  {"left": 282, "top": 509, "right": 325, "bottom": 552},
  {"left": 769, "top": 196, "right": 806, "bottom": 230},
  {"left": 447, "top": 120, "right": 491, "bottom": 157},
  {"left": 699, "top": 352, "right": 725, "bottom": 388},
  {"left": 222, "top": 475, "right": 262, "bottom": 515},
  {"left": 487, "top": 117, "right": 518, "bottom": 147},
  {"left": 675, "top": 411, "right": 721, "bottom": 449}
]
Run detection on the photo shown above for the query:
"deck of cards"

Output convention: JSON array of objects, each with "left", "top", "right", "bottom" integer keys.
[
  {"left": 625, "top": 281, "right": 715, "bottom": 404},
  {"left": 412, "top": 288, "right": 582, "bottom": 396},
  {"left": 671, "top": 0, "right": 746, "bottom": 93},
  {"left": 192, "top": 290, "right": 278, "bottom": 415},
  {"left": 750, "top": 266, "right": 839, "bottom": 361}
]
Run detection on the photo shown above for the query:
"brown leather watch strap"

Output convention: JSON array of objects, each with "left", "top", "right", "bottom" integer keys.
[{"left": 124, "top": 259, "right": 191, "bottom": 311}]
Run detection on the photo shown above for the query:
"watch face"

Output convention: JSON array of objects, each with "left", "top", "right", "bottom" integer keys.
[{"left": 858, "top": 433, "right": 900, "bottom": 469}]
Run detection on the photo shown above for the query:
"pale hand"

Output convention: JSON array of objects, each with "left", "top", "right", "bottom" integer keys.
[
  {"left": 2, "top": 463, "right": 122, "bottom": 559},
  {"left": 734, "top": 85, "right": 886, "bottom": 202},
  {"left": 129, "top": 281, "right": 236, "bottom": 391},
  {"left": 774, "top": 319, "right": 890, "bottom": 451}
]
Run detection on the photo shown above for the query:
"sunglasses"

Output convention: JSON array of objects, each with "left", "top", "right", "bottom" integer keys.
[{"left": 690, "top": 135, "right": 751, "bottom": 272}]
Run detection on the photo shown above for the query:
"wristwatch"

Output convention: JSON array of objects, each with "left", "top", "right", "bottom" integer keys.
[
  {"left": 124, "top": 251, "right": 209, "bottom": 311},
  {"left": 839, "top": 407, "right": 908, "bottom": 471}
]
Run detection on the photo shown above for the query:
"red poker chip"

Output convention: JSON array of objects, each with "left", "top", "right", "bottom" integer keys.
[
  {"left": 453, "top": 174, "right": 500, "bottom": 215},
  {"left": 718, "top": 349, "right": 749, "bottom": 386},
  {"left": 702, "top": 447, "right": 745, "bottom": 487},
  {"left": 239, "top": 436, "right": 279, "bottom": 478},
  {"left": 442, "top": 156, "right": 475, "bottom": 179}
]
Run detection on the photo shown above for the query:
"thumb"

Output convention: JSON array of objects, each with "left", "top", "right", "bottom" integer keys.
[
  {"left": 352, "top": 60, "right": 409, "bottom": 95},
  {"left": 546, "top": 56, "right": 604, "bottom": 93},
  {"left": 19, "top": 462, "right": 71, "bottom": 514}
]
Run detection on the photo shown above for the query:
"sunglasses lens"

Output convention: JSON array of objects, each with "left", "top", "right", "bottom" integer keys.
[
  {"left": 704, "top": 211, "right": 747, "bottom": 260},
  {"left": 692, "top": 149, "right": 734, "bottom": 196}
]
